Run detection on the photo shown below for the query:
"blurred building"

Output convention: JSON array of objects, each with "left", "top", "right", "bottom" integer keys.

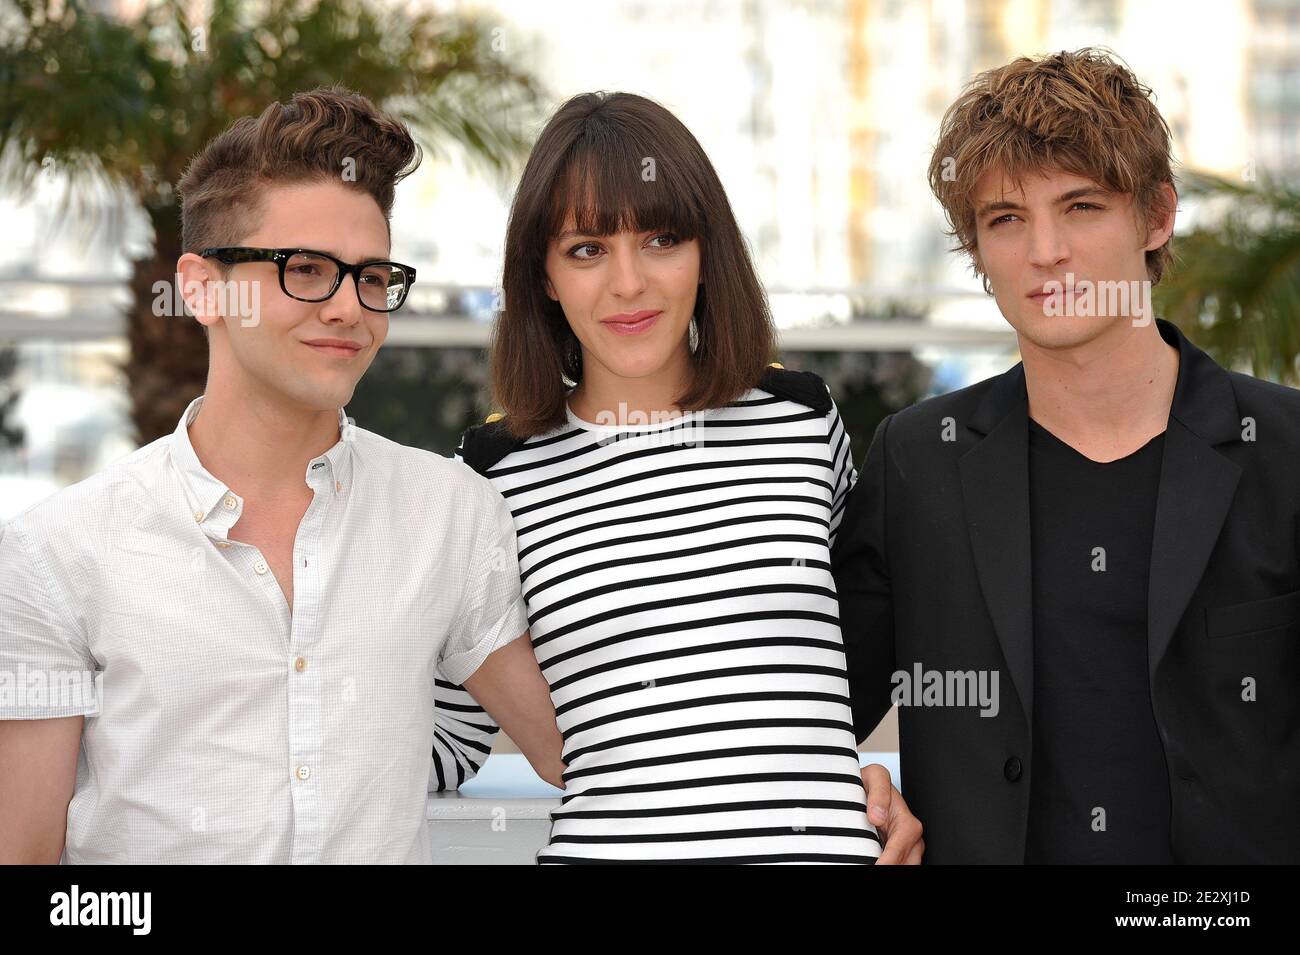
[{"left": 1, "top": 0, "right": 1297, "bottom": 512}]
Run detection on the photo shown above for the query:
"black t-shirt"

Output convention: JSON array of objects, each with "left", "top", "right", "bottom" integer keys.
[{"left": 1024, "top": 417, "right": 1176, "bottom": 864}]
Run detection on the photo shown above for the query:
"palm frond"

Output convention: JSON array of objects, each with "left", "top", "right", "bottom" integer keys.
[{"left": 1158, "top": 171, "right": 1300, "bottom": 384}]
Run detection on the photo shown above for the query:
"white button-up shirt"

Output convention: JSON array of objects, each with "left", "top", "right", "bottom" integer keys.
[{"left": 0, "top": 396, "right": 527, "bottom": 863}]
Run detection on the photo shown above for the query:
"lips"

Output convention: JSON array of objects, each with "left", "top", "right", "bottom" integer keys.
[
  {"left": 600, "top": 309, "right": 662, "bottom": 336},
  {"left": 303, "top": 338, "right": 364, "bottom": 357},
  {"left": 1027, "top": 285, "right": 1074, "bottom": 309},
  {"left": 1027, "top": 281, "right": 1079, "bottom": 300}
]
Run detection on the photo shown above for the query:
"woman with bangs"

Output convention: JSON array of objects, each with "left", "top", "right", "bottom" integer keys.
[{"left": 434, "top": 91, "right": 922, "bottom": 864}]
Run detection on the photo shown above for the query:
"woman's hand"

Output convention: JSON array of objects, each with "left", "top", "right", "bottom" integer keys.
[{"left": 862, "top": 763, "right": 924, "bottom": 864}]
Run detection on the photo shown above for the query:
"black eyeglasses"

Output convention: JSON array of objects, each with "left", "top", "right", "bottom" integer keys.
[{"left": 200, "top": 247, "right": 417, "bottom": 313}]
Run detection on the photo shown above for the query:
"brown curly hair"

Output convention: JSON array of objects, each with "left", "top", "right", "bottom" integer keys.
[{"left": 928, "top": 48, "right": 1177, "bottom": 293}]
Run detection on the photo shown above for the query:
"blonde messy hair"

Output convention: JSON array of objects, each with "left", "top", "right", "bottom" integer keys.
[{"left": 928, "top": 48, "right": 1177, "bottom": 292}]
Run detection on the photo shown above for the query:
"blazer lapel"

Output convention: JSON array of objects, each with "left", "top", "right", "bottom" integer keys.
[
  {"left": 959, "top": 364, "right": 1035, "bottom": 728},
  {"left": 1147, "top": 320, "right": 1243, "bottom": 676}
]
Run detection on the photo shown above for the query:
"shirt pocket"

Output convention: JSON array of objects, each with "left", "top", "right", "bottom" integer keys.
[{"left": 1204, "top": 588, "right": 1300, "bottom": 640}]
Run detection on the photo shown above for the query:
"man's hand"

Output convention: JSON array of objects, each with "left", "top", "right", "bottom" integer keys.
[{"left": 861, "top": 762, "right": 924, "bottom": 864}]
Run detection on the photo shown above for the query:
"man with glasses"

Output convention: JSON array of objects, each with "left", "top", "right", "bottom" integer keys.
[{"left": 0, "top": 87, "right": 565, "bottom": 863}]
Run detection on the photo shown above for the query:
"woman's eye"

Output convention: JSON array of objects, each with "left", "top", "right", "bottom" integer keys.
[
  {"left": 568, "top": 242, "right": 602, "bottom": 260},
  {"left": 648, "top": 233, "right": 679, "bottom": 248}
]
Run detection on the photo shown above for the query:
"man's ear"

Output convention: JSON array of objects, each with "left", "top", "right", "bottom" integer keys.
[
  {"left": 175, "top": 253, "right": 224, "bottom": 329},
  {"left": 1142, "top": 182, "right": 1177, "bottom": 252}
]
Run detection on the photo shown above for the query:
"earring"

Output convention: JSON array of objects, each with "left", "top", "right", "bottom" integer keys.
[
  {"left": 688, "top": 315, "right": 700, "bottom": 353},
  {"left": 565, "top": 334, "right": 583, "bottom": 382}
]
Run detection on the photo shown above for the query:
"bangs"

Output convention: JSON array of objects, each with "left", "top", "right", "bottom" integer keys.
[
  {"left": 544, "top": 134, "right": 706, "bottom": 243},
  {"left": 972, "top": 132, "right": 1134, "bottom": 204}
]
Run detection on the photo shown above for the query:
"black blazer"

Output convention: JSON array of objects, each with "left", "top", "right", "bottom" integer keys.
[{"left": 832, "top": 319, "right": 1300, "bottom": 863}]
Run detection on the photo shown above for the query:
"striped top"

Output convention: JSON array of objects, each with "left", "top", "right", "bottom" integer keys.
[{"left": 436, "top": 377, "right": 881, "bottom": 863}]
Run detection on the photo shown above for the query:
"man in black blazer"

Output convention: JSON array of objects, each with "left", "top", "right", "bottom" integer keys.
[{"left": 832, "top": 49, "right": 1300, "bottom": 863}]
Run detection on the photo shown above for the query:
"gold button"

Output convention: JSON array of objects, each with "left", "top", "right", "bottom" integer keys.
[
  {"left": 768, "top": 362, "right": 784, "bottom": 369},
  {"left": 335, "top": 481, "right": 343, "bottom": 493},
  {"left": 254, "top": 559, "right": 269, "bottom": 575},
  {"left": 295, "top": 765, "right": 311, "bottom": 781},
  {"left": 485, "top": 412, "right": 504, "bottom": 424},
  {"left": 216, "top": 541, "right": 231, "bottom": 549},
  {"left": 193, "top": 510, "right": 204, "bottom": 522},
  {"left": 222, "top": 495, "right": 237, "bottom": 510},
  {"left": 294, "top": 657, "right": 307, "bottom": 673}
]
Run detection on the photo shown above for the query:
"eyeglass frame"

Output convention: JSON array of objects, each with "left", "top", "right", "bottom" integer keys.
[{"left": 198, "top": 246, "right": 418, "bottom": 312}]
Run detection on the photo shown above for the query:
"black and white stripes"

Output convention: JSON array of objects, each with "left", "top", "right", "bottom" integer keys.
[{"left": 439, "top": 383, "right": 880, "bottom": 863}]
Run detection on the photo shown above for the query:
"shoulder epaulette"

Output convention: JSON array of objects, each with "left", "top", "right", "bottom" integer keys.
[
  {"left": 758, "top": 363, "right": 832, "bottom": 414},
  {"left": 459, "top": 415, "right": 527, "bottom": 475}
]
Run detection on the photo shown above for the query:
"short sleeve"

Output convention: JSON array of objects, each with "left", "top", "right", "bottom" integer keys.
[
  {"left": 0, "top": 519, "right": 100, "bottom": 719},
  {"left": 437, "top": 484, "right": 529, "bottom": 685},
  {"left": 826, "top": 390, "right": 858, "bottom": 552}
]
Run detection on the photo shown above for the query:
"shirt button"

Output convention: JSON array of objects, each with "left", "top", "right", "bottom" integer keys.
[
  {"left": 295, "top": 765, "right": 311, "bottom": 781},
  {"left": 335, "top": 481, "right": 343, "bottom": 493},
  {"left": 254, "top": 559, "right": 269, "bottom": 575},
  {"left": 1003, "top": 757, "right": 1023, "bottom": 782},
  {"left": 222, "top": 495, "right": 237, "bottom": 510},
  {"left": 193, "top": 510, "right": 204, "bottom": 522},
  {"left": 294, "top": 657, "right": 307, "bottom": 672},
  {"left": 216, "top": 541, "right": 231, "bottom": 549}
]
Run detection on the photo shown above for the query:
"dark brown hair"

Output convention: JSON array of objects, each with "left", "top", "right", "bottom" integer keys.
[
  {"left": 928, "top": 48, "right": 1176, "bottom": 292},
  {"left": 178, "top": 86, "right": 421, "bottom": 256},
  {"left": 493, "top": 91, "right": 776, "bottom": 437}
]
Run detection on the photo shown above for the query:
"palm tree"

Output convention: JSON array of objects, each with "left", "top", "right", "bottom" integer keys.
[
  {"left": 0, "top": 0, "right": 542, "bottom": 442},
  {"left": 1157, "top": 172, "right": 1300, "bottom": 386}
]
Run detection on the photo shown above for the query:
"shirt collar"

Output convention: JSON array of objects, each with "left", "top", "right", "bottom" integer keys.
[
  {"left": 310, "top": 409, "right": 357, "bottom": 498},
  {"left": 169, "top": 396, "right": 356, "bottom": 536}
]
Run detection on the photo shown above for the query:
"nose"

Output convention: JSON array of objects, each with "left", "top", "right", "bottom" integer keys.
[
  {"left": 606, "top": 242, "right": 648, "bottom": 299},
  {"left": 319, "top": 272, "right": 365, "bottom": 326},
  {"left": 1026, "top": 216, "right": 1069, "bottom": 271}
]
